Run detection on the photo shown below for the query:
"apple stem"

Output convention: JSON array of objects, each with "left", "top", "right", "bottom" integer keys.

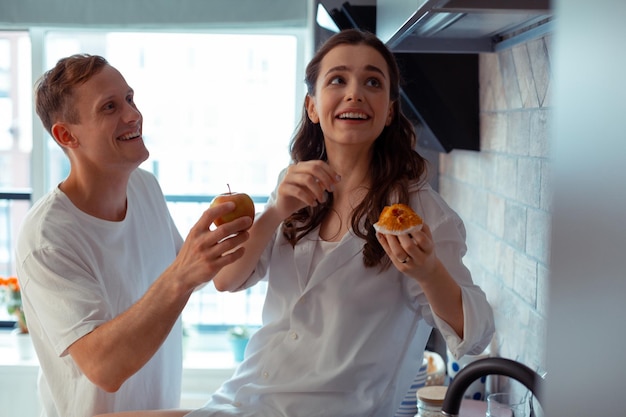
[{"left": 227, "top": 184, "right": 231, "bottom": 194}]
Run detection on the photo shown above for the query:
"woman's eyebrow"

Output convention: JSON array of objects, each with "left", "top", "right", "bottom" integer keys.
[
  {"left": 364, "top": 64, "right": 387, "bottom": 79},
  {"left": 324, "top": 64, "right": 387, "bottom": 79},
  {"left": 324, "top": 65, "right": 349, "bottom": 78}
]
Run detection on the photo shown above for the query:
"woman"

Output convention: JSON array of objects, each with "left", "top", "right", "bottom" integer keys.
[{"left": 97, "top": 28, "right": 494, "bottom": 417}]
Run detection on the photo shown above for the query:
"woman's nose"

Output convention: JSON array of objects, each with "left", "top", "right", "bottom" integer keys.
[{"left": 345, "top": 84, "right": 363, "bottom": 102}]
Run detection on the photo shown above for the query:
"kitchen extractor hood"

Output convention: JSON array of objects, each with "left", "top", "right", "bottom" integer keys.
[
  {"left": 378, "top": 0, "right": 553, "bottom": 53},
  {"left": 316, "top": 1, "right": 553, "bottom": 153},
  {"left": 317, "top": 2, "right": 480, "bottom": 152}
]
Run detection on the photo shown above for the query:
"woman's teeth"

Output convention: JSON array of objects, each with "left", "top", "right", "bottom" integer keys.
[{"left": 338, "top": 112, "right": 368, "bottom": 119}]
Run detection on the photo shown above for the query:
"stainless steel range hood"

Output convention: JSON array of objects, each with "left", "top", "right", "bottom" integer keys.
[{"left": 378, "top": 0, "right": 553, "bottom": 53}]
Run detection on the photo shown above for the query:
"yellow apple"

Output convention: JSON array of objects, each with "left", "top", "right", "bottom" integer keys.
[{"left": 210, "top": 185, "right": 255, "bottom": 229}]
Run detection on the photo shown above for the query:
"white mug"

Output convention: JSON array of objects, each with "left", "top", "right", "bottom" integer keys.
[{"left": 446, "top": 348, "right": 489, "bottom": 400}]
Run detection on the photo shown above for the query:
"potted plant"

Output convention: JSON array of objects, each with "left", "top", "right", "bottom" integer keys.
[
  {"left": 1, "top": 276, "right": 34, "bottom": 360},
  {"left": 228, "top": 325, "right": 250, "bottom": 362},
  {"left": 0, "top": 276, "right": 27, "bottom": 333}
]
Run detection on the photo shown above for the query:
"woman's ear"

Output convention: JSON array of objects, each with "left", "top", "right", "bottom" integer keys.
[
  {"left": 385, "top": 102, "right": 395, "bottom": 126},
  {"left": 305, "top": 95, "right": 320, "bottom": 124},
  {"left": 51, "top": 123, "right": 79, "bottom": 149}
]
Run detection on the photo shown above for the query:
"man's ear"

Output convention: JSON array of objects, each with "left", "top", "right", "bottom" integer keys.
[
  {"left": 305, "top": 95, "right": 319, "bottom": 124},
  {"left": 51, "top": 123, "right": 79, "bottom": 149}
]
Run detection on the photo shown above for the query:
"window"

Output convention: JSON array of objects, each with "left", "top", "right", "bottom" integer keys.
[
  {"left": 1, "top": 29, "right": 305, "bottom": 328},
  {"left": 0, "top": 31, "right": 31, "bottom": 322}
]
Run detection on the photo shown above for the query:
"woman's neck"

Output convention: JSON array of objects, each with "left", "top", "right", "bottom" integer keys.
[{"left": 320, "top": 153, "right": 372, "bottom": 242}]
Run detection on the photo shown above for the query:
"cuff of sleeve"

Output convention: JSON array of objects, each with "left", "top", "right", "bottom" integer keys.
[
  {"left": 432, "top": 289, "right": 494, "bottom": 360},
  {"left": 432, "top": 312, "right": 466, "bottom": 360}
]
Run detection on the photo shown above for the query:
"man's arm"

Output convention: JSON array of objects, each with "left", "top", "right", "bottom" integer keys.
[{"left": 68, "top": 203, "right": 251, "bottom": 392}]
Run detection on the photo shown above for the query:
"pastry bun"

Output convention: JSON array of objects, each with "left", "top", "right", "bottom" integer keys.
[{"left": 373, "top": 203, "right": 423, "bottom": 235}]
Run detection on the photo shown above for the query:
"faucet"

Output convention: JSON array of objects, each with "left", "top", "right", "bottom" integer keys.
[{"left": 441, "top": 357, "right": 544, "bottom": 417}]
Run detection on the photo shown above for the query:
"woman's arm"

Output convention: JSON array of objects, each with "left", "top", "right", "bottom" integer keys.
[
  {"left": 212, "top": 205, "right": 284, "bottom": 292},
  {"left": 213, "top": 161, "right": 341, "bottom": 292},
  {"left": 377, "top": 224, "right": 464, "bottom": 336}
]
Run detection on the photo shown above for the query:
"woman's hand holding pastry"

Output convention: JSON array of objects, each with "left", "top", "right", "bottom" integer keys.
[
  {"left": 373, "top": 204, "right": 438, "bottom": 281},
  {"left": 377, "top": 224, "right": 439, "bottom": 281}
]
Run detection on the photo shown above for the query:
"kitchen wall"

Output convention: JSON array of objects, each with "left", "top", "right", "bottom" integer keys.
[{"left": 438, "top": 36, "right": 553, "bottom": 375}]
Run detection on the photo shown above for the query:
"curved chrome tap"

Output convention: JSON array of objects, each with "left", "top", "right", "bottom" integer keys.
[{"left": 441, "top": 357, "right": 544, "bottom": 417}]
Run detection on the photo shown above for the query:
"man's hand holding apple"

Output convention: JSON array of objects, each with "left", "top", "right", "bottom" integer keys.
[{"left": 210, "top": 185, "right": 255, "bottom": 229}]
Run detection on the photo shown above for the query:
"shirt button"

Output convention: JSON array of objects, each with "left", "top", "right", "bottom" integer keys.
[
  {"left": 234, "top": 402, "right": 242, "bottom": 407},
  {"left": 262, "top": 371, "right": 269, "bottom": 379},
  {"left": 290, "top": 331, "right": 299, "bottom": 340}
]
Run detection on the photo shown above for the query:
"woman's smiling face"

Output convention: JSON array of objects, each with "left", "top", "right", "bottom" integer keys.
[{"left": 306, "top": 43, "right": 394, "bottom": 149}]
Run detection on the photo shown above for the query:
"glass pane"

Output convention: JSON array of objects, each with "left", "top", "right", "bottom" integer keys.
[
  {"left": 43, "top": 31, "right": 299, "bottom": 327},
  {"left": 44, "top": 31, "right": 295, "bottom": 201}
]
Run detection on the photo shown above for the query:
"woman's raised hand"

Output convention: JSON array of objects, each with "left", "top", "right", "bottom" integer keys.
[{"left": 272, "top": 161, "right": 340, "bottom": 219}]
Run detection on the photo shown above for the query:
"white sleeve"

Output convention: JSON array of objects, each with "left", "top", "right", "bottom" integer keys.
[{"left": 410, "top": 187, "right": 495, "bottom": 358}]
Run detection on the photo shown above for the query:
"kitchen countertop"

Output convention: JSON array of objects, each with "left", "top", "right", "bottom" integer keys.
[
  {"left": 0, "top": 329, "right": 488, "bottom": 415},
  {"left": 0, "top": 328, "right": 238, "bottom": 413}
]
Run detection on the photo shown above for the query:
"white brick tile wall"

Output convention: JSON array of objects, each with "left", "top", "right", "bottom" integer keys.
[{"left": 438, "top": 35, "right": 552, "bottom": 380}]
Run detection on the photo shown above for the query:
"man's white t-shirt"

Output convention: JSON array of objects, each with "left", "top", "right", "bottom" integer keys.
[{"left": 16, "top": 169, "right": 184, "bottom": 417}]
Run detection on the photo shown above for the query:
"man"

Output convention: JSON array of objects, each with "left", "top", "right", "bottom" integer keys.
[{"left": 15, "top": 54, "right": 252, "bottom": 417}]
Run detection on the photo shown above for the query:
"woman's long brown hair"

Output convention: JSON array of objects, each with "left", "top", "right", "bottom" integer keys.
[{"left": 283, "top": 29, "right": 428, "bottom": 269}]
